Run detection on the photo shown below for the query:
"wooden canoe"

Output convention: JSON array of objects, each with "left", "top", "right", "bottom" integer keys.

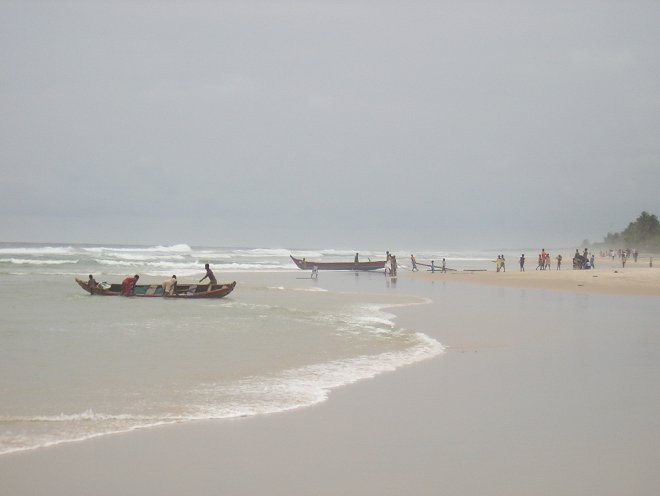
[
  {"left": 75, "top": 278, "right": 236, "bottom": 299},
  {"left": 290, "top": 255, "right": 386, "bottom": 271}
]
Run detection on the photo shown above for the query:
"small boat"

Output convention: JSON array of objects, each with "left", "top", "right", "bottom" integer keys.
[
  {"left": 75, "top": 278, "right": 236, "bottom": 299},
  {"left": 290, "top": 255, "right": 386, "bottom": 271}
]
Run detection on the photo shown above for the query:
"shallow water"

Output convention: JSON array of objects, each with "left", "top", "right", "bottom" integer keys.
[{"left": 0, "top": 243, "right": 443, "bottom": 455}]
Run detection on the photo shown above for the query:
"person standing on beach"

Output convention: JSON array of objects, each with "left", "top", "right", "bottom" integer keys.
[
  {"left": 199, "top": 263, "right": 217, "bottom": 286},
  {"left": 519, "top": 254, "right": 525, "bottom": 271},
  {"left": 441, "top": 258, "right": 446, "bottom": 273},
  {"left": 501, "top": 255, "right": 506, "bottom": 272},
  {"left": 556, "top": 254, "right": 562, "bottom": 270},
  {"left": 410, "top": 254, "right": 418, "bottom": 271}
]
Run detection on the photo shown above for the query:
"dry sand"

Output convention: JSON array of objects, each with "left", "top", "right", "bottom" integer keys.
[
  {"left": 407, "top": 256, "right": 660, "bottom": 296},
  {"left": 1, "top": 262, "right": 659, "bottom": 495}
]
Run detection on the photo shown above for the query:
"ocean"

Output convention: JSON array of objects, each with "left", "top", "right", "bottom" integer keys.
[{"left": 0, "top": 242, "right": 467, "bottom": 456}]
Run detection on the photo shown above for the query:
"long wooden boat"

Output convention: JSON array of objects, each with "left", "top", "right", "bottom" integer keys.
[
  {"left": 290, "top": 255, "right": 386, "bottom": 271},
  {"left": 75, "top": 278, "right": 236, "bottom": 299}
]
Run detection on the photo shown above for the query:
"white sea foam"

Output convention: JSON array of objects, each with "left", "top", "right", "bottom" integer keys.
[
  {"left": 0, "top": 330, "right": 444, "bottom": 456},
  {"left": 0, "top": 410, "right": 164, "bottom": 423},
  {"left": 0, "top": 258, "right": 77, "bottom": 265},
  {"left": 104, "top": 253, "right": 186, "bottom": 261},
  {"left": 199, "top": 331, "right": 444, "bottom": 419},
  {"left": 267, "top": 286, "right": 328, "bottom": 293},
  {"left": 235, "top": 248, "right": 293, "bottom": 258},
  {"left": 0, "top": 246, "right": 75, "bottom": 256},
  {"left": 84, "top": 244, "right": 192, "bottom": 254}
]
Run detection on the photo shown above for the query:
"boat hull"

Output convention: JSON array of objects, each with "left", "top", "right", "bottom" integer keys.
[
  {"left": 290, "top": 255, "right": 386, "bottom": 271},
  {"left": 75, "top": 278, "right": 236, "bottom": 298}
]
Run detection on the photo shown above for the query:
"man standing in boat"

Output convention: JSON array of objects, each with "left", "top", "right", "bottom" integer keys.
[
  {"left": 87, "top": 274, "right": 98, "bottom": 293},
  {"left": 199, "top": 263, "right": 217, "bottom": 286}
]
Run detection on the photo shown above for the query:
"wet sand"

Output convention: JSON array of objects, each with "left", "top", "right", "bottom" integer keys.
[{"left": 1, "top": 265, "right": 659, "bottom": 495}]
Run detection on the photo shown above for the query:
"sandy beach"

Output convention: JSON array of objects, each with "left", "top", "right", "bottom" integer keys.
[
  {"left": 408, "top": 256, "right": 660, "bottom": 296},
  {"left": 1, "top": 262, "right": 659, "bottom": 495}
]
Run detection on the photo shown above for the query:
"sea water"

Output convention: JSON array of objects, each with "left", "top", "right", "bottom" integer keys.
[{"left": 0, "top": 243, "right": 449, "bottom": 455}]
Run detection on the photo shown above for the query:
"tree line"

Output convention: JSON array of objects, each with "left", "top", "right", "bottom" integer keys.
[{"left": 597, "top": 211, "right": 660, "bottom": 251}]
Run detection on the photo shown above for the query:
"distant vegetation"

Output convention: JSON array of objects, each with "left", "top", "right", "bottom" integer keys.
[{"left": 596, "top": 211, "right": 660, "bottom": 251}]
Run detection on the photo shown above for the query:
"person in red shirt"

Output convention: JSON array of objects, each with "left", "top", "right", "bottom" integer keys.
[{"left": 121, "top": 274, "right": 139, "bottom": 296}]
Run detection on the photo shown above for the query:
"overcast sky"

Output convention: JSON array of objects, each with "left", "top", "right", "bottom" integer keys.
[{"left": 2, "top": 1, "right": 659, "bottom": 250}]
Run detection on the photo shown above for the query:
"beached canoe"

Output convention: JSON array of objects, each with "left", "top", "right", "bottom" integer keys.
[
  {"left": 290, "top": 255, "right": 386, "bottom": 271},
  {"left": 75, "top": 278, "right": 236, "bottom": 299}
]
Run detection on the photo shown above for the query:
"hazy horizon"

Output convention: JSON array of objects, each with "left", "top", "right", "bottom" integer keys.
[{"left": 2, "top": 2, "right": 659, "bottom": 250}]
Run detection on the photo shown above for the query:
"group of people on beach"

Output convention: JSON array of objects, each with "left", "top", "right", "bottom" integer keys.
[
  {"left": 86, "top": 263, "right": 217, "bottom": 296},
  {"left": 533, "top": 249, "right": 555, "bottom": 271},
  {"left": 572, "top": 248, "right": 595, "bottom": 270},
  {"left": 518, "top": 250, "right": 561, "bottom": 271},
  {"left": 602, "top": 248, "right": 638, "bottom": 263},
  {"left": 409, "top": 254, "right": 447, "bottom": 273},
  {"left": 385, "top": 251, "right": 398, "bottom": 276},
  {"left": 517, "top": 249, "right": 568, "bottom": 272}
]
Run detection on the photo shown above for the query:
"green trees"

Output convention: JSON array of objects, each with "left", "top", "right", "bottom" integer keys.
[{"left": 601, "top": 211, "right": 660, "bottom": 250}]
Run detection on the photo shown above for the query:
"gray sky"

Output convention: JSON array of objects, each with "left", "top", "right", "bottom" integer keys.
[{"left": 2, "top": 1, "right": 659, "bottom": 249}]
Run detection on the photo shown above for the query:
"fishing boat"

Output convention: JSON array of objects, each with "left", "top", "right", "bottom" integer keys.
[
  {"left": 75, "top": 278, "right": 236, "bottom": 299},
  {"left": 290, "top": 255, "right": 386, "bottom": 271}
]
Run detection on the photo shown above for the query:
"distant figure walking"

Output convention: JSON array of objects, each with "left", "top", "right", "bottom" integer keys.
[
  {"left": 410, "top": 254, "right": 418, "bottom": 271},
  {"left": 354, "top": 253, "right": 359, "bottom": 263},
  {"left": 441, "top": 258, "right": 446, "bottom": 273},
  {"left": 519, "top": 254, "right": 525, "bottom": 272},
  {"left": 121, "top": 274, "right": 139, "bottom": 296},
  {"left": 199, "top": 263, "right": 217, "bottom": 285},
  {"left": 556, "top": 254, "right": 562, "bottom": 270}
]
